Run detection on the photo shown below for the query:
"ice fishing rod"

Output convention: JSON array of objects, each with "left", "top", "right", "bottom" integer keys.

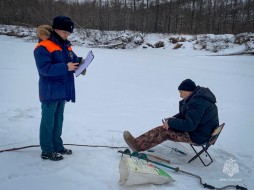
[
  {"left": 161, "top": 144, "right": 187, "bottom": 155},
  {"left": 0, "top": 144, "right": 170, "bottom": 164},
  {"left": 161, "top": 119, "right": 187, "bottom": 155},
  {"left": 118, "top": 149, "right": 247, "bottom": 190},
  {"left": 0, "top": 144, "right": 128, "bottom": 153}
]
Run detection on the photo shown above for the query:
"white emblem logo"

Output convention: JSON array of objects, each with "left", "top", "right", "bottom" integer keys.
[{"left": 223, "top": 157, "right": 239, "bottom": 177}]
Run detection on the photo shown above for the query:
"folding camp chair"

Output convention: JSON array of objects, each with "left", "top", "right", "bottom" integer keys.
[{"left": 188, "top": 123, "right": 225, "bottom": 166}]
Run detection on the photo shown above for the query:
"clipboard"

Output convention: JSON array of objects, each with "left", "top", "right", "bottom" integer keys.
[{"left": 75, "top": 50, "right": 94, "bottom": 77}]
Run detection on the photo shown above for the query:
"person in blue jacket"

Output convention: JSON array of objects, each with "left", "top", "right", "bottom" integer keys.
[
  {"left": 34, "top": 16, "right": 84, "bottom": 161},
  {"left": 123, "top": 79, "right": 219, "bottom": 152}
]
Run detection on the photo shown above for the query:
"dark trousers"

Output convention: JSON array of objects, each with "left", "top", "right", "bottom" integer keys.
[
  {"left": 136, "top": 126, "right": 193, "bottom": 151},
  {"left": 40, "top": 101, "right": 65, "bottom": 153}
]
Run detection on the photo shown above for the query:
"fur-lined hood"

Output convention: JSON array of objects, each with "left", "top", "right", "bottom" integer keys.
[{"left": 36, "top": 25, "right": 52, "bottom": 40}]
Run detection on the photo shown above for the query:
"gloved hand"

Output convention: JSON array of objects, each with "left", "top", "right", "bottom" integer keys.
[{"left": 81, "top": 68, "right": 87, "bottom": 75}]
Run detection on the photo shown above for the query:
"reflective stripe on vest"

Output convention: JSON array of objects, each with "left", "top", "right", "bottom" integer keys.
[
  {"left": 35, "top": 40, "right": 73, "bottom": 53},
  {"left": 35, "top": 40, "right": 62, "bottom": 53}
]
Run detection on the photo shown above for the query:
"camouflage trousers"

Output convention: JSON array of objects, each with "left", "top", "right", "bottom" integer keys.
[{"left": 136, "top": 125, "right": 193, "bottom": 151}]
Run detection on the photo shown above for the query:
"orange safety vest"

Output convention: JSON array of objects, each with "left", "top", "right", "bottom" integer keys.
[{"left": 35, "top": 40, "right": 72, "bottom": 53}]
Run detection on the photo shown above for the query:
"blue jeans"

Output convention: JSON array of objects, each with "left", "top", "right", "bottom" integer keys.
[{"left": 40, "top": 101, "right": 65, "bottom": 153}]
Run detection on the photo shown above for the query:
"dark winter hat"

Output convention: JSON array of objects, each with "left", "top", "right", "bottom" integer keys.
[
  {"left": 178, "top": 79, "right": 197, "bottom": 91},
  {"left": 52, "top": 15, "right": 74, "bottom": 33}
]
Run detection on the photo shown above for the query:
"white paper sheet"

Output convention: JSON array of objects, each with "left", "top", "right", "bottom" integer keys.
[{"left": 75, "top": 50, "right": 94, "bottom": 77}]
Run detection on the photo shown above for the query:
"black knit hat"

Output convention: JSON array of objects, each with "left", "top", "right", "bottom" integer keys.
[
  {"left": 52, "top": 15, "right": 74, "bottom": 33},
  {"left": 178, "top": 79, "right": 196, "bottom": 91}
]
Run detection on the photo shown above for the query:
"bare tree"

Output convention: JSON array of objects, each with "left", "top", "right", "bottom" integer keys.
[{"left": 0, "top": 0, "right": 253, "bottom": 34}]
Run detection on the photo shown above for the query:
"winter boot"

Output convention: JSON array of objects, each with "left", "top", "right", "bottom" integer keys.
[
  {"left": 41, "top": 152, "right": 63, "bottom": 161},
  {"left": 123, "top": 131, "right": 140, "bottom": 152},
  {"left": 58, "top": 148, "right": 72, "bottom": 155}
]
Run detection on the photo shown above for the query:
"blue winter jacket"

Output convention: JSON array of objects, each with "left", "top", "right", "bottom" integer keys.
[
  {"left": 34, "top": 31, "right": 79, "bottom": 103},
  {"left": 168, "top": 86, "right": 219, "bottom": 145}
]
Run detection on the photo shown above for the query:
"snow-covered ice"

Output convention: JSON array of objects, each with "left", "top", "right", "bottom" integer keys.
[{"left": 0, "top": 34, "right": 253, "bottom": 190}]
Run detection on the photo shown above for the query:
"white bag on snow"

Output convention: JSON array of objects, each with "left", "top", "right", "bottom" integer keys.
[{"left": 119, "top": 156, "right": 175, "bottom": 186}]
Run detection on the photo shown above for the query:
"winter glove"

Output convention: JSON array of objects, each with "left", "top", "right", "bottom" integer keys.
[
  {"left": 36, "top": 25, "right": 52, "bottom": 40},
  {"left": 81, "top": 68, "right": 87, "bottom": 76}
]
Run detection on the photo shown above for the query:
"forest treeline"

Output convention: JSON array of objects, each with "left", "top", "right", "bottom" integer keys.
[{"left": 0, "top": 0, "right": 253, "bottom": 34}]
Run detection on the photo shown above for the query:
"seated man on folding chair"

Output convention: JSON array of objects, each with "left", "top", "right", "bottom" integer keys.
[{"left": 123, "top": 79, "right": 219, "bottom": 153}]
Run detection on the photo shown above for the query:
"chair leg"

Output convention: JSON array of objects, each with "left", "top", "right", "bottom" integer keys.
[{"left": 188, "top": 145, "right": 213, "bottom": 166}]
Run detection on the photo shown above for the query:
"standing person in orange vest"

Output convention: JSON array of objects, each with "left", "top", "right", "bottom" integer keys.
[{"left": 34, "top": 16, "right": 84, "bottom": 161}]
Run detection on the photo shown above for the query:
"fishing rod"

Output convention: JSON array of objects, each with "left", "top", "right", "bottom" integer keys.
[
  {"left": 0, "top": 144, "right": 128, "bottom": 153},
  {"left": 161, "top": 118, "right": 187, "bottom": 155},
  {"left": 160, "top": 143, "right": 187, "bottom": 155}
]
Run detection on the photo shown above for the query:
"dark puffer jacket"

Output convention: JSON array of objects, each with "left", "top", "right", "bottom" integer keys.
[
  {"left": 168, "top": 86, "right": 219, "bottom": 144},
  {"left": 34, "top": 31, "right": 79, "bottom": 103}
]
